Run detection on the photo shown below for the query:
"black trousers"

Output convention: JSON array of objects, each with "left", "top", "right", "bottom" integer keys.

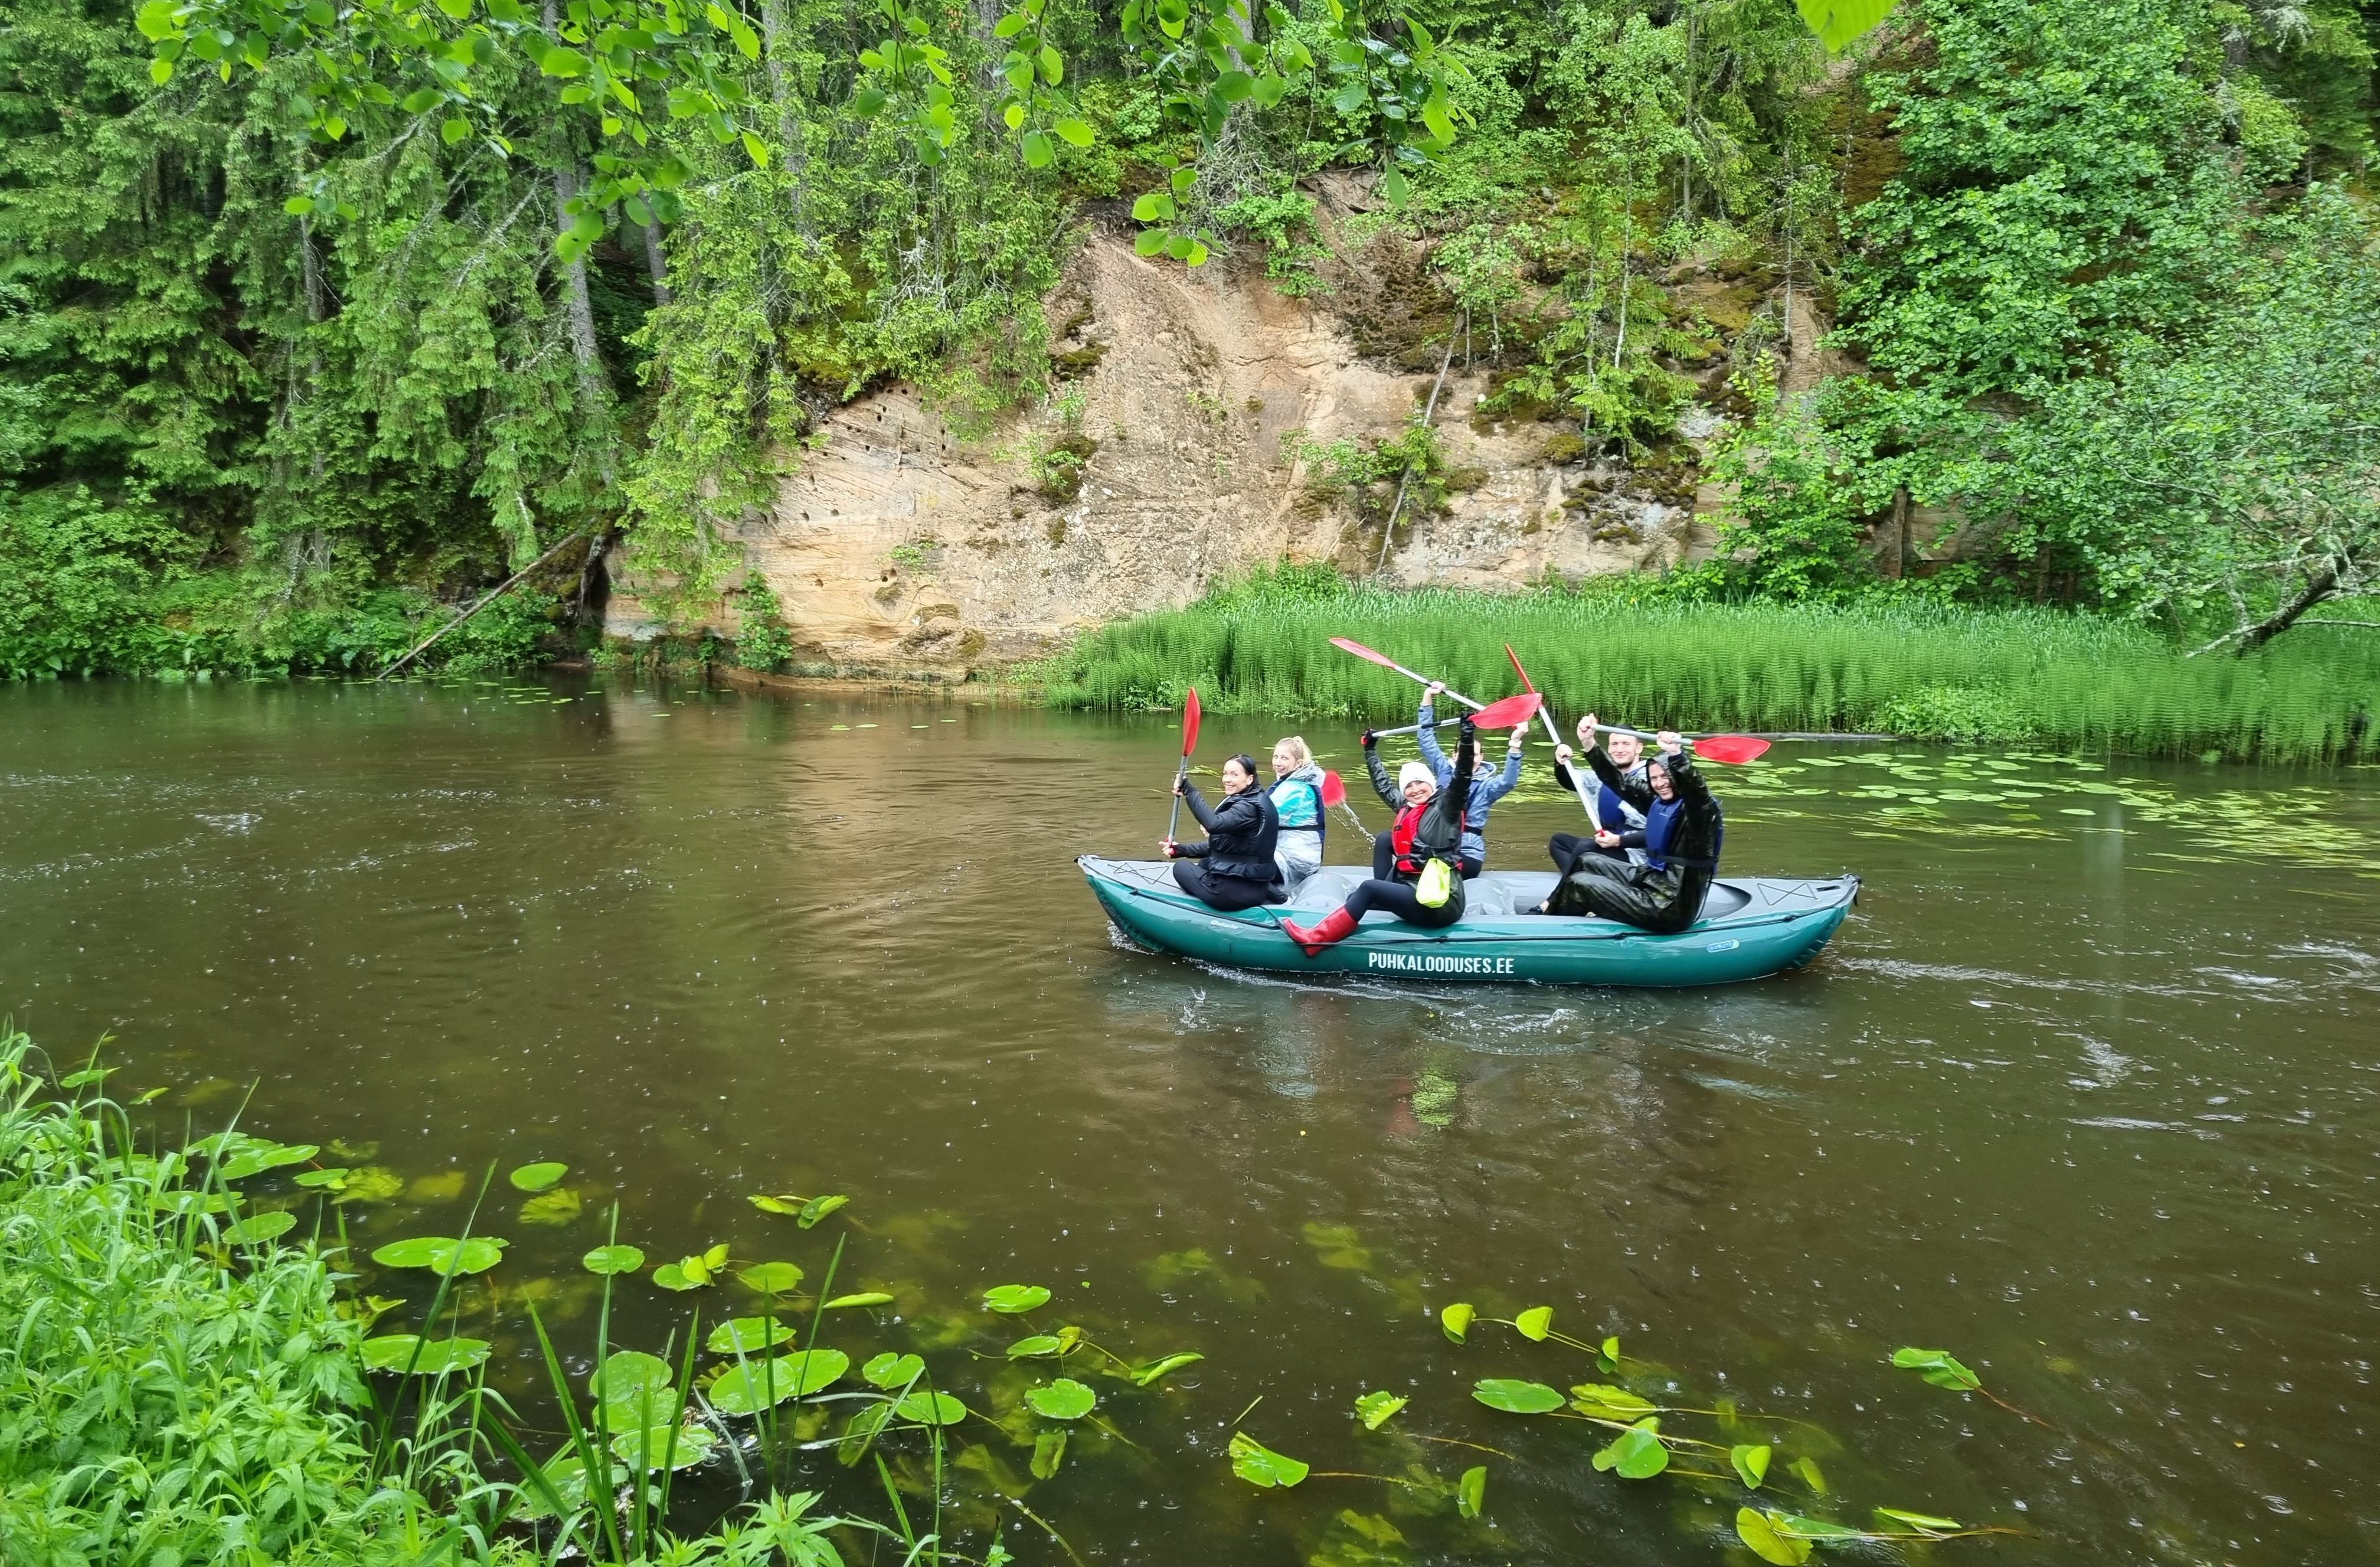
[
  {"left": 1172, "top": 858, "right": 1282, "bottom": 912},
  {"left": 1371, "top": 830, "right": 1482, "bottom": 880},
  {"left": 1546, "top": 857, "right": 1701, "bottom": 933},
  {"left": 1343, "top": 876, "right": 1463, "bottom": 929},
  {"left": 1548, "top": 831, "right": 1626, "bottom": 876}
]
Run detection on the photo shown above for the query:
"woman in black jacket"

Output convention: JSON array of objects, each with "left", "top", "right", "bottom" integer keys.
[
  {"left": 1162, "top": 752, "right": 1286, "bottom": 912},
  {"left": 1281, "top": 719, "right": 1478, "bottom": 955},
  {"left": 1538, "top": 715, "right": 1723, "bottom": 932}
]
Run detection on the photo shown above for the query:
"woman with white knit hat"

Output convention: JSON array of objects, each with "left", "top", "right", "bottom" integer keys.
[{"left": 1279, "top": 717, "right": 1478, "bottom": 956}]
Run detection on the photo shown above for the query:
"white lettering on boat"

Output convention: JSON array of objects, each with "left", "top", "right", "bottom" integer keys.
[{"left": 1364, "top": 951, "right": 1518, "bottom": 976}]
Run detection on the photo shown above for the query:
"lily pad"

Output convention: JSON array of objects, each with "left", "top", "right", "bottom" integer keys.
[
  {"left": 581, "top": 1243, "right": 646, "bottom": 1275},
  {"left": 293, "top": 1167, "right": 349, "bottom": 1189},
  {"left": 590, "top": 1350, "right": 675, "bottom": 1412},
  {"left": 612, "top": 1424, "right": 715, "bottom": 1471},
  {"left": 1227, "top": 1430, "right": 1308, "bottom": 1488},
  {"left": 1006, "top": 1334, "right": 1067, "bottom": 1359},
  {"left": 823, "top": 1291, "right": 894, "bottom": 1310},
  {"left": 1513, "top": 1305, "right": 1554, "bottom": 1341},
  {"left": 1773, "top": 1511, "right": 1864, "bottom": 1540},
  {"left": 508, "top": 1161, "right": 568, "bottom": 1192},
  {"left": 370, "top": 1235, "right": 508, "bottom": 1275},
  {"left": 1570, "top": 1383, "right": 1657, "bottom": 1419},
  {"left": 1875, "top": 1506, "right": 1961, "bottom": 1532},
  {"left": 1457, "top": 1465, "right": 1486, "bottom": 1520},
  {"left": 1354, "top": 1390, "right": 1407, "bottom": 1430},
  {"left": 1788, "top": 1456, "right": 1829, "bottom": 1495},
  {"left": 1440, "top": 1302, "right": 1475, "bottom": 1343},
  {"left": 863, "top": 1351, "right": 924, "bottom": 1389},
  {"left": 736, "top": 1261, "right": 803, "bottom": 1293},
  {"left": 706, "top": 1316, "right": 796, "bottom": 1354},
  {"left": 1591, "top": 1416, "right": 1669, "bottom": 1479},
  {"left": 1128, "top": 1352, "right": 1202, "bottom": 1386},
  {"left": 1472, "top": 1378, "right": 1565, "bottom": 1414},
  {"left": 707, "top": 1350, "right": 851, "bottom": 1416},
  {"left": 519, "top": 1188, "right": 581, "bottom": 1226},
  {"left": 1731, "top": 1442, "right": 1771, "bottom": 1489},
  {"left": 359, "top": 1335, "right": 492, "bottom": 1375},
  {"left": 1031, "top": 1428, "right": 1067, "bottom": 1479},
  {"left": 1025, "top": 1379, "right": 1096, "bottom": 1421},
  {"left": 796, "top": 1194, "right": 848, "bottom": 1227},
  {"left": 1735, "top": 1507, "right": 1813, "bottom": 1566},
  {"left": 334, "top": 1166, "right": 404, "bottom": 1204},
  {"left": 895, "top": 1389, "right": 967, "bottom": 1426},
  {"left": 225, "top": 1210, "right": 297, "bottom": 1245},
  {"left": 1891, "top": 1346, "right": 1982, "bottom": 1390},
  {"left": 218, "top": 1142, "right": 319, "bottom": 1181},
  {"left": 982, "top": 1284, "right": 1051, "bottom": 1314}
]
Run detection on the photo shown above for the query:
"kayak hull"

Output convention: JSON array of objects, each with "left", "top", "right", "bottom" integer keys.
[{"left": 1079, "top": 857, "right": 1858, "bottom": 988}]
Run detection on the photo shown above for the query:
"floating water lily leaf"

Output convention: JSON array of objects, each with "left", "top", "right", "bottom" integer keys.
[
  {"left": 1007, "top": 1334, "right": 1066, "bottom": 1359},
  {"left": 519, "top": 1188, "right": 581, "bottom": 1225},
  {"left": 707, "top": 1350, "right": 849, "bottom": 1415},
  {"left": 895, "top": 1390, "right": 967, "bottom": 1426},
  {"left": 1031, "top": 1428, "right": 1068, "bottom": 1479},
  {"left": 864, "top": 1351, "right": 924, "bottom": 1389},
  {"left": 749, "top": 1193, "right": 803, "bottom": 1215},
  {"left": 797, "top": 1194, "right": 847, "bottom": 1228},
  {"left": 293, "top": 1167, "right": 348, "bottom": 1189},
  {"left": 1026, "top": 1378, "right": 1096, "bottom": 1420},
  {"left": 651, "top": 1262, "right": 701, "bottom": 1291},
  {"left": 1590, "top": 1417, "right": 1669, "bottom": 1479},
  {"left": 1598, "top": 1334, "right": 1620, "bottom": 1370},
  {"left": 407, "top": 1171, "right": 468, "bottom": 1203},
  {"left": 370, "top": 1235, "right": 507, "bottom": 1275},
  {"left": 1735, "top": 1507, "right": 1813, "bottom": 1566},
  {"left": 1513, "top": 1305, "right": 1554, "bottom": 1341},
  {"left": 516, "top": 1451, "right": 626, "bottom": 1521},
  {"left": 1129, "top": 1352, "right": 1202, "bottom": 1386},
  {"left": 151, "top": 1190, "right": 234, "bottom": 1216},
  {"left": 706, "top": 1316, "right": 795, "bottom": 1354},
  {"left": 736, "top": 1261, "right": 803, "bottom": 1293},
  {"left": 983, "top": 1284, "right": 1051, "bottom": 1314},
  {"left": 1227, "top": 1430, "right": 1309, "bottom": 1488},
  {"left": 1874, "top": 1507, "right": 1961, "bottom": 1532},
  {"left": 1300, "top": 1221, "right": 1371, "bottom": 1271},
  {"left": 590, "top": 1350, "right": 675, "bottom": 1411},
  {"left": 1472, "top": 1379, "right": 1565, "bottom": 1414},
  {"left": 582, "top": 1243, "right": 645, "bottom": 1275},
  {"left": 1570, "top": 1382, "right": 1658, "bottom": 1419},
  {"left": 1732, "top": 1442, "right": 1772, "bottom": 1489},
  {"left": 359, "top": 1334, "right": 491, "bottom": 1375},
  {"left": 612, "top": 1424, "right": 714, "bottom": 1471},
  {"left": 335, "top": 1166, "right": 404, "bottom": 1204},
  {"left": 1773, "top": 1511, "right": 1863, "bottom": 1540},
  {"left": 836, "top": 1402, "right": 892, "bottom": 1465},
  {"left": 823, "top": 1291, "right": 894, "bottom": 1310},
  {"left": 1457, "top": 1465, "right": 1486, "bottom": 1520},
  {"left": 1891, "top": 1346, "right": 1982, "bottom": 1390},
  {"left": 226, "top": 1210, "right": 297, "bottom": 1245},
  {"left": 1440, "top": 1302, "right": 1475, "bottom": 1343},
  {"left": 218, "top": 1141, "right": 319, "bottom": 1181},
  {"left": 1354, "top": 1390, "right": 1407, "bottom": 1430},
  {"left": 508, "top": 1161, "right": 568, "bottom": 1191},
  {"left": 1789, "top": 1455, "right": 1829, "bottom": 1494}
]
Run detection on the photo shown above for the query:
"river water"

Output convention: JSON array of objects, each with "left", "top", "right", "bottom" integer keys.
[{"left": 4, "top": 677, "right": 2377, "bottom": 1566}]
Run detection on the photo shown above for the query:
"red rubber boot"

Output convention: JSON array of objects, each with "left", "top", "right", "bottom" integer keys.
[{"left": 1279, "top": 905, "right": 1359, "bottom": 958}]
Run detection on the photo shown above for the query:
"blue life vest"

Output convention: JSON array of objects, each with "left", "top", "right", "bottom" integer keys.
[
  {"left": 1596, "top": 783, "right": 1630, "bottom": 834},
  {"left": 1643, "top": 798, "right": 1722, "bottom": 874},
  {"left": 1270, "top": 776, "right": 1322, "bottom": 836}
]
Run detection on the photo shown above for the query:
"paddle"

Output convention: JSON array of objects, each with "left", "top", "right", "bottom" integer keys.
[
  {"left": 1165, "top": 688, "right": 1201, "bottom": 848},
  {"left": 1319, "top": 769, "right": 1368, "bottom": 835},
  {"left": 1505, "top": 644, "right": 1597, "bottom": 819},
  {"left": 1328, "top": 636, "right": 1484, "bottom": 713},
  {"left": 1497, "top": 643, "right": 1773, "bottom": 766},
  {"left": 1365, "top": 691, "right": 1544, "bottom": 737}
]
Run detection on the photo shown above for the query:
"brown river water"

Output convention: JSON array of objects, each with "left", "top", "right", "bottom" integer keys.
[{"left": 4, "top": 677, "right": 2378, "bottom": 1566}]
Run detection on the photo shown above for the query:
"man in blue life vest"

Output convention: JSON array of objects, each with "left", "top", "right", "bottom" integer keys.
[
  {"left": 1547, "top": 715, "right": 1647, "bottom": 874},
  {"left": 1530, "top": 715, "right": 1725, "bottom": 932}
]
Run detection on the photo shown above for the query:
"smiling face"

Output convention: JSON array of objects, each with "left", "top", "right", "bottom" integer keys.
[
  {"left": 1606, "top": 731, "right": 1643, "bottom": 768},
  {"left": 1221, "top": 758, "right": 1256, "bottom": 794},
  {"left": 1272, "top": 743, "right": 1297, "bottom": 778},
  {"left": 1647, "top": 758, "right": 1676, "bottom": 801},
  {"left": 1401, "top": 777, "right": 1436, "bottom": 808}
]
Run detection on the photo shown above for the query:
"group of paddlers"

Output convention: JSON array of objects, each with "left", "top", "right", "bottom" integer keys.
[{"left": 1159, "top": 684, "right": 1724, "bottom": 957}]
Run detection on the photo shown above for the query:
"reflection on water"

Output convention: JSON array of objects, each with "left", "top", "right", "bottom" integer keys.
[{"left": 3, "top": 678, "right": 2378, "bottom": 1565}]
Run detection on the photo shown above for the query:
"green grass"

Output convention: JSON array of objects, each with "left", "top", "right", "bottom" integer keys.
[{"left": 1030, "top": 571, "right": 2380, "bottom": 762}]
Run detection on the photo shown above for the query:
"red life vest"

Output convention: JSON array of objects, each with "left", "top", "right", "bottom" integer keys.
[{"left": 1390, "top": 801, "right": 1426, "bottom": 874}]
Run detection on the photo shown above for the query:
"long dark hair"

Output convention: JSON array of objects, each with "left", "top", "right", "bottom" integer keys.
[{"left": 1222, "top": 752, "right": 1261, "bottom": 792}]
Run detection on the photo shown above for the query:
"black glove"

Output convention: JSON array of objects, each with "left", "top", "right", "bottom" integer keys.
[
  {"left": 1360, "top": 730, "right": 1376, "bottom": 750},
  {"left": 1458, "top": 718, "right": 1477, "bottom": 740}
]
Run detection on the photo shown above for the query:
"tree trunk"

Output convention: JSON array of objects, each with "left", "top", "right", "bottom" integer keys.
[
  {"left": 2234, "top": 559, "right": 2342, "bottom": 654},
  {"left": 1886, "top": 484, "right": 1910, "bottom": 579},
  {"left": 759, "top": 0, "right": 809, "bottom": 229},
  {"left": 544, "top": 0, "right": 610, "bottom": 409},
  {"left": 641, "top": 218, "right": 672, "bottom": 306}
]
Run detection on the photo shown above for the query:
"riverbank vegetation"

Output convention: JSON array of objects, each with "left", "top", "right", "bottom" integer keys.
[
  {"left": 1035, "top": 569, "right": 2380, "bottom": 761},
  {"left": 4, "top": 0, "right": 2374, "bottom": 678}
]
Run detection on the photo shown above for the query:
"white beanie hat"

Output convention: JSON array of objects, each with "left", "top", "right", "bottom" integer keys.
[{"left": 1398, "top": 760, "right": 1436, "bottom": 790}]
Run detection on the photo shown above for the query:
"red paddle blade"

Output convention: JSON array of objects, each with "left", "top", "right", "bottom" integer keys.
[
  {"left": 1468, "top": 691, "right": 1544, "bottom": 730},
  {"left": 1328, "top": 636, "right": 1400, "bottom": 670},
  {"left": 1320, "top": 770, "right": 1346, "bottom": 808},
  {"left": 1503, "top": 642, "right": 1538, "bottom": 694},
  {"left": 1693, "top": 735, "right": 1770, "bottom": 765},
  {"left": 1181, "top": 688, "right": 1201, "bottom": 756}
]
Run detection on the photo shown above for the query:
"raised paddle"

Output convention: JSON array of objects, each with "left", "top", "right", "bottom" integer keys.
[
  {"left": 1165, "top": 687, "right": 1201, "bottom": 846},
  {"left": 1365, "top": 691, "right": 1544, "bottom": 737},
  {"left": 1319, "top": 768, "right": 1369, "bottom": 835},
  {"left": 1505, "top": 644, "right": 1597, "bottom": 818},
  {"left": 1585, "top": 722, "right": 1771, "bottom": 766},
  {"left": 1328, "top": 636, "right": 1485, "bottom": 713}
]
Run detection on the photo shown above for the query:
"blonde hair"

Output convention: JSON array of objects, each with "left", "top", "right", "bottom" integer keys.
[{"left": 1273, "top": 734, "right": 1312, "bottom": 769}]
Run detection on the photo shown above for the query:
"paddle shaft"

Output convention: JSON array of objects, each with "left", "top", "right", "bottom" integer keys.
[
  {"left": 1165, "top": 759, "right": 1186, "bottom": 844},
  {"left": 1351, "top": 646, "right": 1484, "bottom": 713},
  {"left": 1503, "top": 644, "right": 1592, "bottom": 819}
]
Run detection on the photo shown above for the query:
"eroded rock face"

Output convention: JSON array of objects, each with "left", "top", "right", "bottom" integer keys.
[{"left": 603, "top": 233, "right": 1718, "bottom": 674}]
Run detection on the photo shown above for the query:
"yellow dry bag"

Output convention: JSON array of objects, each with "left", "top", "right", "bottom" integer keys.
[{"left": 1415, "top": 856, "right": 1453, "bottom": 908}]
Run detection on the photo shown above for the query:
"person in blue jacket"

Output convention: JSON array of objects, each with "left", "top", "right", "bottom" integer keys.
[
  {"left": 1266, "top": 735, "right": 1327, "bottom": 892},
  {"left": 1364, "top": 682, "right": 1522, "bottom": 879}
]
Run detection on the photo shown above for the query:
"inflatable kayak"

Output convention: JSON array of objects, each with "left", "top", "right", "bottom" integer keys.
[{"left": 1079, "top": 857, "right": 1858, "bottom": 988}]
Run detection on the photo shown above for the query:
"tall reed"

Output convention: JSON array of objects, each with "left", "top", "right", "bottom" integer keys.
[{"left": 1031, "top": 574, "right": 2380, "bottom": 762}]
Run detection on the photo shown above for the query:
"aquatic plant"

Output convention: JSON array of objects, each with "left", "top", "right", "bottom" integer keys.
[{"left": 1029, "top": 570, "right": 2380, "bottom": 762}]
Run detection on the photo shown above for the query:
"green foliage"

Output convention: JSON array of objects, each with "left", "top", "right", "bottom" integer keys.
[
  {"left": 1704, "top": 362, "right": 1870, "bottom": 603},
  {"left": 1031, "top": 568, "right": 2380, "bottom": 759},
  {"left": 734, "top": 570, "right": 796, "bottom": 674}
]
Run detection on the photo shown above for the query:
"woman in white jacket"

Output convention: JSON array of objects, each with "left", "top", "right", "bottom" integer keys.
[{"left": 1267, "top": 736, "right": 1326, "bottom": 892}]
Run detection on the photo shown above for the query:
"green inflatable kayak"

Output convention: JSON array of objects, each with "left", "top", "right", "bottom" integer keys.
[{"left": 1079, "top": 857, "right": 1859, "bottom": 988}]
